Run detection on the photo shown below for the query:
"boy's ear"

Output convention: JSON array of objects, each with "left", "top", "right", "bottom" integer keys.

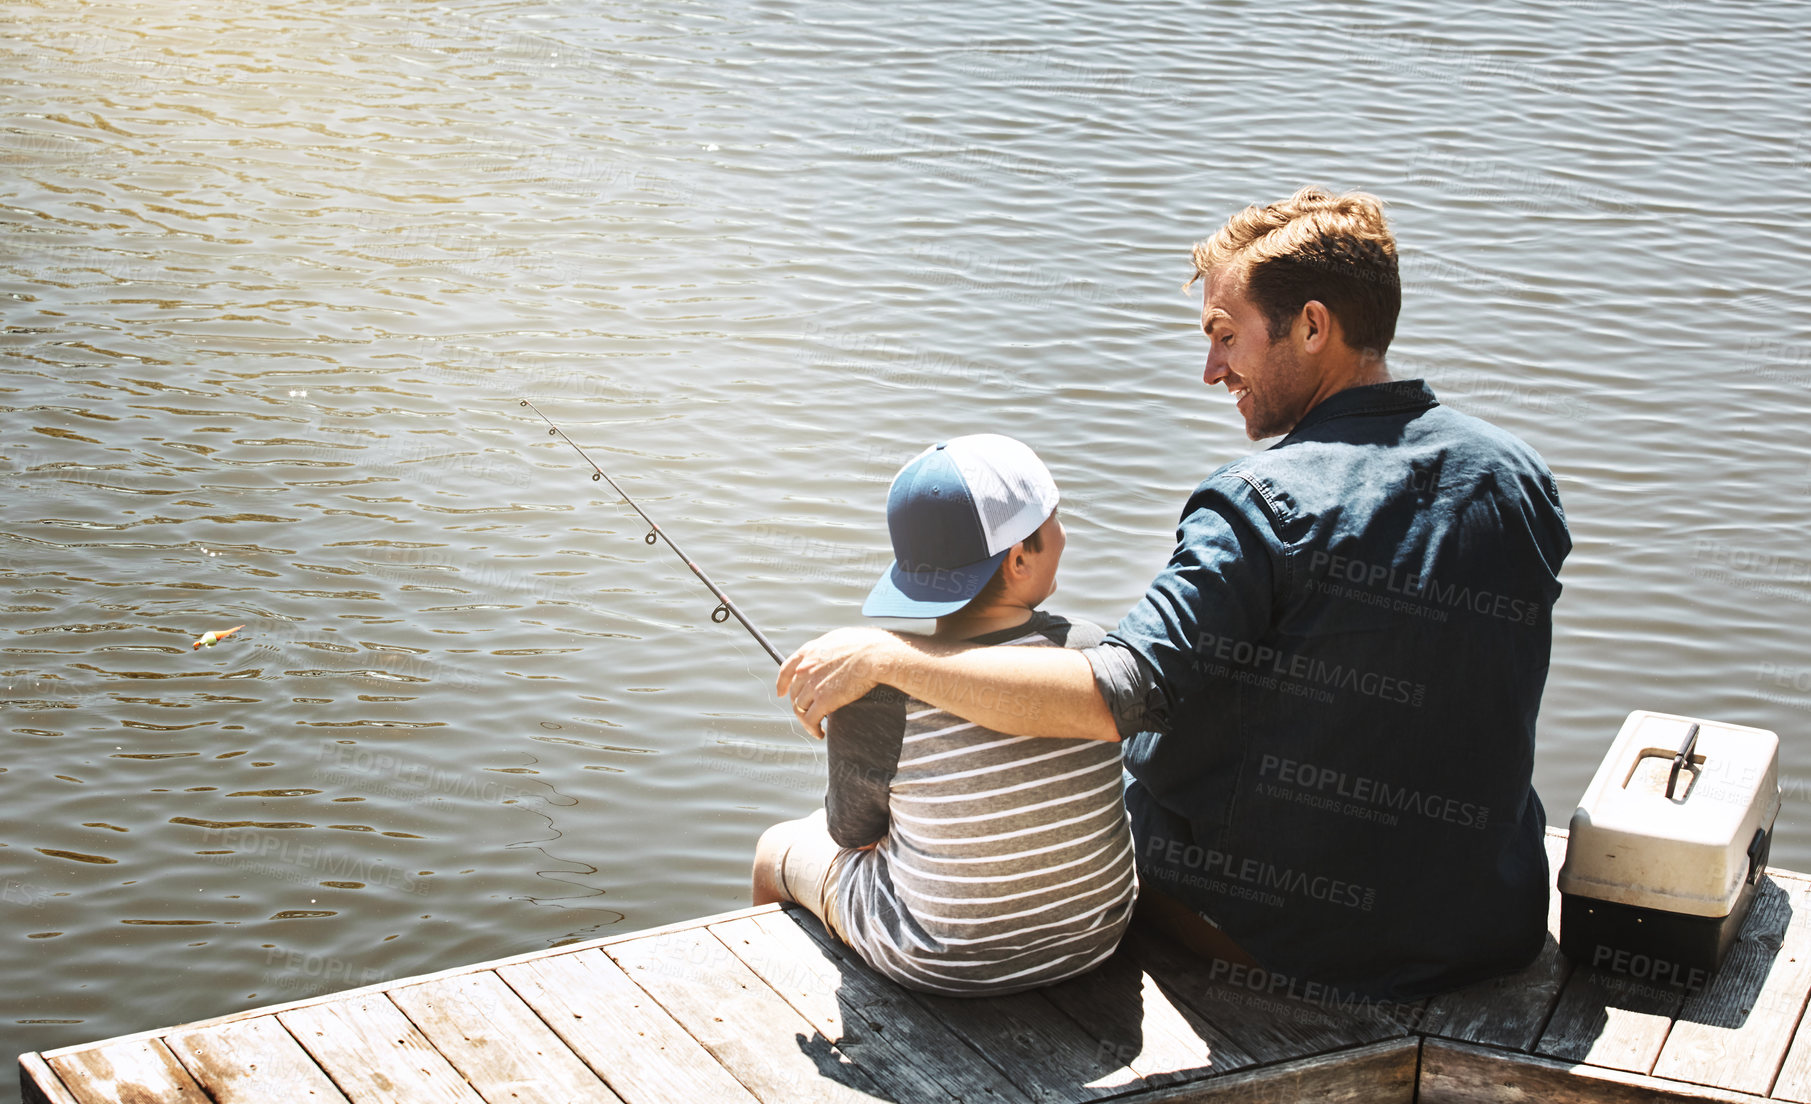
[{"left": 1005, "top": 540, "right": 1032, "bottom": 580}]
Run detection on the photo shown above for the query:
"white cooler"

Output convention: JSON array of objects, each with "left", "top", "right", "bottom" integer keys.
[{"left": 1557, "top": 710, "right": 1780, "bottom": 990}]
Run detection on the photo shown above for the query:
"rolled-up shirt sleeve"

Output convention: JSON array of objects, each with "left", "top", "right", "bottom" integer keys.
[{"left": 1085, "top": 641, "right": 1169, "bottom": 742}]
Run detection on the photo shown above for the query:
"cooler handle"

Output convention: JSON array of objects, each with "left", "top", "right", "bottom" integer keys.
[
  {"left": 1667, "top": 722, "right": 1700, "bottom": 799},
  {"left": 1748, "top": 826, "right": 1771, "bottom": 886}
]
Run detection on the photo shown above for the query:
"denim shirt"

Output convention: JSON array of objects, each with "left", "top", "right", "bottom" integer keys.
[{"left": 1091, "top": 379, "right": 1570, "bottom": 1001}]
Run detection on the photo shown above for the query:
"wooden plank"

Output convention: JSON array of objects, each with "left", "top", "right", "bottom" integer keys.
[
  {"left": 387, "top": 971, "right": 622, "bottom": 1103},
  {"left": 498, "top": 948, "right": 760, "bottom": 1104},
  {"left": 1768, "top": 871, "right": 1811, "bottom": 1100},
  {"left": 1418, "top": 830, "right": 1574, "bottom": 1050},
  {"left": 41, "top": 1037, "right": 208, "bottom": 1104},
  {"left": 163, "top": 1016, "right": 351, "bottom": 1103},
  {"left": 1416, "top": 938, "right": 1572, "bottom": 1053},
  {"left": 1038, "top": 936, "right": 1251, "bottom": 1086},
  {"left": 607, "top": 923, "right": 884, "bottom": 1104},
  {"left": 1093, "top": 1037, "right": 1418, "bottom": 1104},
  {"left": 1419, "top": 1037, "right": 1773, "bottom": 1103},
  {"left": 889, "top": 926, "right": 1167, "bottom": 1104},
  {"left": 1122, "top": 926, "right": 1404, "bottom": 1067},
  {"left": 1535, "top": 944, "right": 1685, "bottom": 1072},
  {"left": 1774, "top": 1037, "right": 1811, "bottom": 1102},
  {"left": 279, "top": 993, "right": 485, "bottom": 1104},
  {"left": 1652, "top": 877, "right": 1811, "bottom": 1095},
  {"left": 710, "top": 909, "right": 1030, "bottom": 1103},
  {"left": 1767, "top": 974, "right": 1811, "bottom": 1103},
  {"left": 908, "top": 985, "right": 1147, "bottom": 1103},
  {"left": 19, "top": 1051, "right": 86, "bottom": 1104},
  {"left": 36, "top": 904, "right": 785, "bottom": 1064}
]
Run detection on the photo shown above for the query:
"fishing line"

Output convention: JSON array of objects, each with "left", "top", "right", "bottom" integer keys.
[{"left": 518, "top": 399, "right": 785, "bottom": 666}]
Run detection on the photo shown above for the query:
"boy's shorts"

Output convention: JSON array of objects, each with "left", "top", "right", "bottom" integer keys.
[{"left": 766, "top": 809, "right": 856, "bottom": 940}]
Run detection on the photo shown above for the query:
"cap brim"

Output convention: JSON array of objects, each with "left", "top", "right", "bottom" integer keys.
[{"left": 861, "top": 550, "right": 1008, "bottom": 619}]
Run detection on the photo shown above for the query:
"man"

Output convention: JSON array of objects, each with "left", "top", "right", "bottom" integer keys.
[{"left": 779, "top": 186, "right": 1571, "bottom": 1001}]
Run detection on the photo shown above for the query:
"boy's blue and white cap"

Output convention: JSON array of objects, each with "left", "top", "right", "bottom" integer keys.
[{"left": 863, "top": 434, "right": 1059, "bottom": 619}]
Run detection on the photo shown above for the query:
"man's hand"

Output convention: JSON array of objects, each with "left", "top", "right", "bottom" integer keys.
[{"left": 776, "top": 627, "right": 900, "bottom": 738}]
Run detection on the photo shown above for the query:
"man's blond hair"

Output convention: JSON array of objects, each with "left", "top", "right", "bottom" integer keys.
[{"left": 1189, "top": 186, "right": 1400, "bottom": 355}]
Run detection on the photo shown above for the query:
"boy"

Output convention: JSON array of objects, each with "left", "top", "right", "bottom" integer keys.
[{"left": 752, "top": 434, "right": 1136, "bottom": 996}]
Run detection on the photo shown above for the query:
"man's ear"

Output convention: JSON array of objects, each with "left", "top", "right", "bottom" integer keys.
[{"left": 1299, "top": 300, "right": 1332, "bottom": 353}]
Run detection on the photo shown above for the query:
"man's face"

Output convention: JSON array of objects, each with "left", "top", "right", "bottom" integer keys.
[{"left": 1200, "top": 268, "right": 1318, "bottom": 441}]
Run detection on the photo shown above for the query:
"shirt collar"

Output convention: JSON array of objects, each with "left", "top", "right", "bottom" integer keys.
[{"left": 1286, "top": 379, "right": 1439, "bottom": 437}]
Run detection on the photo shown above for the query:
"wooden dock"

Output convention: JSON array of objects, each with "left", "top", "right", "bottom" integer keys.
[{"left": 20, "top": 827, "right": 1811, "bottom": 1103}]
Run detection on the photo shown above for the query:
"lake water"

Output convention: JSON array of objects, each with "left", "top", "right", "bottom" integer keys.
[{"left": 3, "top": 0, "right": 1809, "bottom": 1071}]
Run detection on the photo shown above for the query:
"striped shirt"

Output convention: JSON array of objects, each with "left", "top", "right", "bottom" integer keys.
[{"left": 824, "top": 612, "right": 1137, "bottom": 996}]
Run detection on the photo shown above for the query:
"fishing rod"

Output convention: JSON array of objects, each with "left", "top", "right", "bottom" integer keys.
[{"left": 518, "top": 399, "right": 785, "bottom": 666}]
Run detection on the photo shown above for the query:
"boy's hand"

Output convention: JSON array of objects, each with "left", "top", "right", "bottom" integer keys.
[{"left": 777, "top": 627, "right": 897, "bottom": 738}]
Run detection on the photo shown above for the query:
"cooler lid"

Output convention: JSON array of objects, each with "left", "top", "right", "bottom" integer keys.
[{"left": 1558, "top": 710, "right": 1780, "bottom": 916}]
